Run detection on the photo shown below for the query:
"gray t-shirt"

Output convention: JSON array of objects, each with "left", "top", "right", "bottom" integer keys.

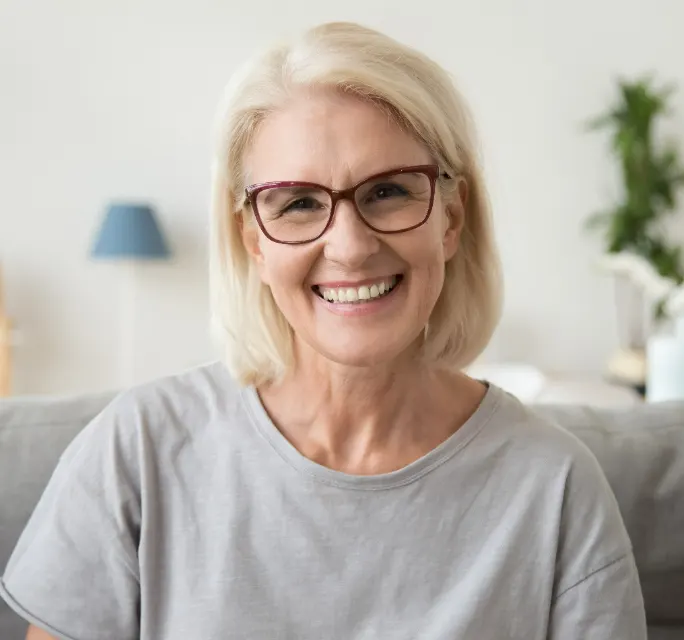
[{"left": 1, "top": 362, "right": 646, "bottom": 639}]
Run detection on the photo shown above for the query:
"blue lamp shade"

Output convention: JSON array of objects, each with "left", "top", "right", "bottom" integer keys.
[{"left": 90, "top": 203, "right": 171, "bottom": 260}]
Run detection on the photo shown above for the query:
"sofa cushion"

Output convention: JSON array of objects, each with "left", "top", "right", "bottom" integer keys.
[
  {"left": 0, "top": 391, "right": 116, "bottom": 640},
  {"left": 648, "top": 628, "right": 684, "bottom": 640},
  {"left": 536, "top": 401, "right": 684, "bottom": 625}
]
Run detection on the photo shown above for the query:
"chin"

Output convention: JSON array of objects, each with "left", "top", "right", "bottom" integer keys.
[{"left": 311, "top": 333, "right": 421, "bottom": 369}]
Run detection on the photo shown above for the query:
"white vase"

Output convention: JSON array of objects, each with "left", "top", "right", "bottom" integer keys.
[{"left": 647, "top": 316, "right": 684, "bottom": 402}]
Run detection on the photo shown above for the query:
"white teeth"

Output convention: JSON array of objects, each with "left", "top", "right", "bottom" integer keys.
[{"left": 317, "top": 277, "right": 400, "bottom": 304}]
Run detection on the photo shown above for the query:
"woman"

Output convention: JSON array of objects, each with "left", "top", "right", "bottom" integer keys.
[{"left": 2, "top": 21, "right": 645, "bottom": 640}]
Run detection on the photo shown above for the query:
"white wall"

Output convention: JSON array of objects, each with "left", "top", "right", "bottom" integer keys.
[{"left": 1, "top": 0, "right": 683, "bottom": 395}]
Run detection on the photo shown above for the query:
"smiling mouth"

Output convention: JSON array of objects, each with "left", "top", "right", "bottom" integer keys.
[{"left": 312, "top": 275, "right": 404, "bottom": 304}]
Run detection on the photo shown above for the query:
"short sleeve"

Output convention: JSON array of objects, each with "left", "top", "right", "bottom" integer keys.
[
  {"left": 549, "top": 439, "right": 647, "bottom": 639},
  {"left": 550, "top": 553, "right": 646, "bottom": 639},
  {"left": 0, "top": 393, "right": 142, "bottom": 640}
]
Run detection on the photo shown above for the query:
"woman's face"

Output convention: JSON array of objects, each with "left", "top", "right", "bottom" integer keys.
[{"left": 242, "top": 90, "right": 464, "bottom": 369}]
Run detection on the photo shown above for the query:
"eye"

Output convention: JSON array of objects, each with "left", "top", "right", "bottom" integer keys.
[
  {"left": 282, "top": 197, "right": 324, "bottom": 213},
  {"left": 368, "top": 183, "right": 409, "bottom": 200}
]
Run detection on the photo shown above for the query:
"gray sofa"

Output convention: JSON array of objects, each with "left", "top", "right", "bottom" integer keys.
[{"left": 1, "top": 392, "right": 683, "bottom": 639}]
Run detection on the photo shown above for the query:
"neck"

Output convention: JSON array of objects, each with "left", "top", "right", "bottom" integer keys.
[{"left": 258, "top": 342, "right": 485, "bottom": 475}]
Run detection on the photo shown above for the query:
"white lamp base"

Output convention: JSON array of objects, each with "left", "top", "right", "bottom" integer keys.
[{"left": 120, "top": 261, "right": 136, "bottom": 388}]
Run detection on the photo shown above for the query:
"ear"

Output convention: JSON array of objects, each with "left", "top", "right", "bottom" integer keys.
[
  {"left": 442, "top": 178, "right": 467, "bottom": 261},
  {"left": 239, "top": 214, "right": 270, "bottom": 284}
]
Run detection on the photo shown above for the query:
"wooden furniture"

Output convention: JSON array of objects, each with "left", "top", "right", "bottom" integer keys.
[{"left": 0, "top": 264, "right": 12, "bottom": 397}]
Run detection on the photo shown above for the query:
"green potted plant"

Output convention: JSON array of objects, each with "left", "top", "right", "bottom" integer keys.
[{"left": 586, "top": 76, "right": 684, "bottom": 389}]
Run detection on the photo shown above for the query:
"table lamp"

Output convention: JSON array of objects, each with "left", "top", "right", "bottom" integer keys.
[{"left": 90, "top": 202, "right": 171, "bottom": 386}]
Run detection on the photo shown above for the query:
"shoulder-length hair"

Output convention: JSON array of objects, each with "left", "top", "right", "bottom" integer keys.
[{"left": 209, "top": 21, "right": 503, "bottom": 386}]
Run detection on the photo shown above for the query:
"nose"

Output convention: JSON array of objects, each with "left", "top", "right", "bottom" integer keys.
[{"left": 322, "top": 198, "right": 381, "bottom": 267}]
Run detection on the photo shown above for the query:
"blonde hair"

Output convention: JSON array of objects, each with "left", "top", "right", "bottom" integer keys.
[{"left": 209, "top": 21, "right": 503, "bottom": 386}]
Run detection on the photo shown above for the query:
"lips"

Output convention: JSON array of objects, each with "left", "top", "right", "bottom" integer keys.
[
  {"left": 312, "top": 275, "right": 403, "bottom": 304},
  {"left": 318, "top": 276, "right": 400, "bottom": 303}
]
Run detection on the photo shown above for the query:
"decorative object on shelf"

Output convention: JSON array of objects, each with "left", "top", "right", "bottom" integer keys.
[
  {"left": 466, "top": 361, "right": 641, "bottom": 408},
  {"left": 466, "top": 362, "right": 547, "bottom": 402},
  {"left": 90, "top": 202, "right": 172, "bottom": 386},
  {"left": 586, "top": 76, "right": 684, "bottom": 389},
  {"left": 648, "top": 315, "right": 684, "bottom": 402},
  {"left": 0, "top": 262, "right": 12, "bottom": 397},
  {"left": 647, "top": 279, "right": 684, "bottom": 401},
  {"left": 597, "top": 252, "right": 681, "bottom": 392}
]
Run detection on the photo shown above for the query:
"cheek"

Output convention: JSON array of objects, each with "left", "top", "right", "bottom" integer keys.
[
  {"left": 411, "top": 213, "right": 450, "bottom": 268},
  {"left": 422, "top": 257, "right": 446, "bottom": 303},
  {"left": 405, "top": 223, "right": 448, "bottom": 307},
  {"left": 257, "top": 241, "right": 315, "bottom": 297}
]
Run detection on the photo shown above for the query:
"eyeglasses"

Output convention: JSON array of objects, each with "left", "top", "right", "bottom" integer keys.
[{"left": 244, "top": 164, "right": 447, "bottom": 245}]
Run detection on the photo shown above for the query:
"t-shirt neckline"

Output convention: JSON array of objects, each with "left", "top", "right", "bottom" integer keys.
[{"left": 240, "top": 381, "right": 502, "bottom": 491}]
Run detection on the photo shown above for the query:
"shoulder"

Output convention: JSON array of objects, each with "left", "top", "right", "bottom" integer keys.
[
  {"left": 481, "top": 384, "right": 608, "bottom": 477},
  {"left": 483, "top": 385, "right": 634, "bottom": 594},
  {"left": 62, "top": 361, "right": 244, "bottom": 476},
  {"left": 483, "top": 385, "right": 627, "bottom": 526},
  {"left": 0, "top": 368, "right": 241, "bottom": 640},
  {"left": 112, "top": 359, "right": 241, "bottom": 423},
  {"left": 94, "top": 360, "right": 240, "bottom": 433}
]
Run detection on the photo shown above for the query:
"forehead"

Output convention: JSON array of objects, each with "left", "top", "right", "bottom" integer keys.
[{"left": 246, "top": 90, "right": 432, "bottom": 187}]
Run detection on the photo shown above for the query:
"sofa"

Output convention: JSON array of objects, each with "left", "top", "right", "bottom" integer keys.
[{"left": 0, "top": 391, "right": 683, "bottom": 639}]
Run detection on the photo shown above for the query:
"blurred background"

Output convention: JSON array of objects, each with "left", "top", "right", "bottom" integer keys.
[{"left": 1, "top": 0, "right": 683, "bottom": 400}]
